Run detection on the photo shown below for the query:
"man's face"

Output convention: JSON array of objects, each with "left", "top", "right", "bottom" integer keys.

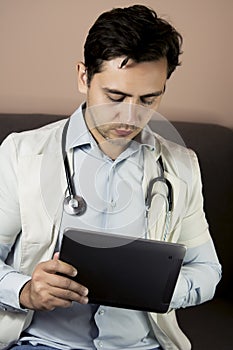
[{"left": 78, "top": 57, "right": 167, "bottom": 146}]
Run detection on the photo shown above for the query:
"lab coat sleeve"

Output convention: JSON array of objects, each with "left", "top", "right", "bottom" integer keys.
[
  {"left": 169, "top": 150, "right": 221, "bottom": 308},
  {"left": 0, "top": 134, "right": 21, "bottom": 242},
  {"left": 177, "top": 150, "right": 211, "bottom": 247},
  {"left": 0, "top": 135, "right": 31, "bottom": 312},
  {"left": 170, "top": 239, "right": 222, "bottom": 309}
]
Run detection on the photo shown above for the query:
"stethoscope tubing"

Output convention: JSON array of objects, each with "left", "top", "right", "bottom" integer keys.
[{"left": 61, "top": 119, "right": 173, "bottom": 228}]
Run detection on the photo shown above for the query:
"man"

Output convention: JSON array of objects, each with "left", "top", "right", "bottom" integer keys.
[{"left": 0, "top": 4, "right": 221, "bottom": 350}]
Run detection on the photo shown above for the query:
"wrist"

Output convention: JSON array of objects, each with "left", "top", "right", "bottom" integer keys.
[{"left": 19, "top": 279, "right": 33, "bottom": 309}]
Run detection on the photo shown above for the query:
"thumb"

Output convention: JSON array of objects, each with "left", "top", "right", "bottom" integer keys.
[{"left": 53, "top": 252, "right": 60, "bottom": 260}]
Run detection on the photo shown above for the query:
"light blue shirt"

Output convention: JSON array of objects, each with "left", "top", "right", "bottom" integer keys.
[{"left": 20, "top": 105, "right": 161, "bottom": 350}]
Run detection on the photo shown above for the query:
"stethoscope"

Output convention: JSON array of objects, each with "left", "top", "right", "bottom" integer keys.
[
  {"left": 62, "top": 119, "right": 87, "bottom": 216},
  {"left": 62, "top": 119, "right": 173, "bottom": 239},
  {"left": 145, "top": 156, "right": 173, "bottom": 240},
  {"left": 63, "top": 155, "right": 87, "bottom": 216}
]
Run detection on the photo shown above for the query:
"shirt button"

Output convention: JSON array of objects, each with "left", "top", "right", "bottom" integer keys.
[
  {"left": 111, "top": 199, "right": 116, "bottom": 208},
  {"left": 99, "top": 341, "right": 103, "bottom": 347},
  {"left": 98, "top": 309, "right": 105, "bottom": 315}
]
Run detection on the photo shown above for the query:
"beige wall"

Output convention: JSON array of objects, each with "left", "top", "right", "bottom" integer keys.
[{"left": 0, "top": 0, "right": 232, "bottom": 128}]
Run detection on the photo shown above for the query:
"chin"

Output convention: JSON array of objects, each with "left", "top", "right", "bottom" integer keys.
[{"left": 106, "top": 137, "right": 132, "bottom": 147}]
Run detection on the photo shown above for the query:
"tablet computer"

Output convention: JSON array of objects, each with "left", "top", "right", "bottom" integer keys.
[{"left": 59, "top": 228, "right": 186, "bottom": 313}]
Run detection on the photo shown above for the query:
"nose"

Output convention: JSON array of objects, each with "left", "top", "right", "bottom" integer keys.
[
  {"left": 125, "top": 102, "right": 136, "bottom": 124},
  {"left": 121, "top": 99, "right": 153, "bottom": 128},
  {"left": 121, "top": 98, "right": 140, "bottom": 125}
]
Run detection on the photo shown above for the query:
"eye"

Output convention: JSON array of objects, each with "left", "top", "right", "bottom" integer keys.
[
  {"left": 140, "top": 97, "right": 156, "bottom": 106},
  {"left": 107, "top": 95, "right": 125, "bottom": 103}
]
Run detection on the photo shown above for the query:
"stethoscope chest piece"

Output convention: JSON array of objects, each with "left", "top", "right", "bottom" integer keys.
[{"left": 64, "top": 195, "right": 87, "bottom": 216}]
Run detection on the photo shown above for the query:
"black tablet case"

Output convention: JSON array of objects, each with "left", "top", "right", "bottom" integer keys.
[{"left": 59, "top": 228, "right": 186, "bottom": 313}]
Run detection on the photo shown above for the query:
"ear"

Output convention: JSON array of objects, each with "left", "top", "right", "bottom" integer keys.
[{"left": 76, "top": 62, "right": 88, "bottom": 94}]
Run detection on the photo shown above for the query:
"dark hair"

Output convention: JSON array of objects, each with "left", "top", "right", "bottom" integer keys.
[{"left": 84, "top": 4, "right": 183, "bottom": 84}]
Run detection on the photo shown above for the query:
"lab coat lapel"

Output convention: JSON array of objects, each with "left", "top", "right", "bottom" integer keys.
[
  {"left": 143, "top": 148, "right": 187, "bottom": 242},
  {"left": 18, "top": 151, "right": 67, "bottom": 273},
  {"left": 162, "top": 170, "right": 187, "bottom": 241},
  {"left": 42, "top": 151, "right": 68, "bottom": 236}
]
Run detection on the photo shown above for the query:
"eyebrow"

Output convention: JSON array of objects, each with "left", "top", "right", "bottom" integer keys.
[{"left": 102, "top": 88, "right": 164, "bottom": 99}]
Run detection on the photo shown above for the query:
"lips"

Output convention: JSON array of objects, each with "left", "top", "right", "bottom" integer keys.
[{"left": 114, "top": 129, "right": 134, "bottom": 137}]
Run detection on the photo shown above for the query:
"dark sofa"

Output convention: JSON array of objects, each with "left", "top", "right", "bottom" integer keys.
[{"left": 0, "top": 113, "right": 232, "bottom": 349}]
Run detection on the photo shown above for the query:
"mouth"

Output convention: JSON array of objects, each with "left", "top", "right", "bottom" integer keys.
[
  {"left": 114, "top": 128, "right": 135, "bottom": 137},
  {"left": 109, "top": 123, "right": 140, "bottom": 137}
]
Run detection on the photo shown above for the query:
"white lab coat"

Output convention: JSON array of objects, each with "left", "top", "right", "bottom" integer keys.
[{"left": 0, "top": 118, "right": 215, "bottom": 349}]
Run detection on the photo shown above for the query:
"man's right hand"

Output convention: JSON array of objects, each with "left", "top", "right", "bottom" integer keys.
[{"left": 19, "top": 256, "right": 89, "bottom": 311}]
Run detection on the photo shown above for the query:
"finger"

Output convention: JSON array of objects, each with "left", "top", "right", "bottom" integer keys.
[
  {"left": 50, "top": 286, "right": 89, "bottom": 305},
  {"left": 33, "top": 291, "right": 88, "bottom": 311},
  {"left": 53, "top": 252, "right": 60, "bottom": 260},
  {"left": 39, "top": 259, "right": 77, "bottom": 278},
  {"left": 29, "top": 288, "right": 73, "bottom": 311},
  {"left": 47, "top": 274, "right": 89, "bottom": 297},
  {"left": 28, "top": 274, "right": 88, "bottom": 310}
]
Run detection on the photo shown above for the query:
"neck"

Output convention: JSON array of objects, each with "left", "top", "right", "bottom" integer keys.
[{"left": 90, "top": 128, "right": 130, "bottom": 160}]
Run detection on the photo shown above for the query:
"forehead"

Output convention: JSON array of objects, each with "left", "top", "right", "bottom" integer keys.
[{"left": 92, "top": 57, "right": 167, "bottom": 93}]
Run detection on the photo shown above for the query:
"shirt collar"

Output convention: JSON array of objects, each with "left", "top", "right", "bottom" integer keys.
[
  {"left": 66, "top": 103, "right": 96, "bottom": 151},
  {"left": 134, "top": 124, "right": 156, "bottom": 151}
]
